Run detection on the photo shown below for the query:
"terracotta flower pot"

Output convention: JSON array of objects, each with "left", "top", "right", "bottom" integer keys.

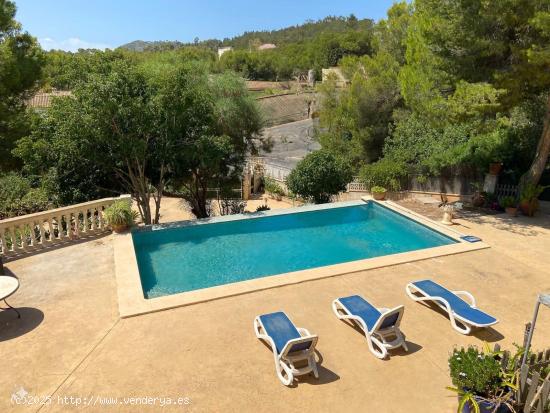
[
  {"left": 112, "top": 224, "right": 128, "bottom": 233},
  {"left": 520, "top": 200, "right": 538, "bottom": 217},
  {"left": 472, "top": 194, "right": 485, "bottom": 207},
  {"left": 489, "top": 162, "right": 503, "bottom": 176},
  {"left": 505, "top": 207, "right": 517, "bottom": 217},
  {"left": 372, "top": 191, "right": 386, "bottom": 201}
]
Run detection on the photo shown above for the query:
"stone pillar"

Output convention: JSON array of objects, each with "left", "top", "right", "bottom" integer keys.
[
  {"left": 483, "top": 173, "right": 498, "bottom": 193},
  {"left": 307, "top": 69, "right": 315, "bottom": 86}
]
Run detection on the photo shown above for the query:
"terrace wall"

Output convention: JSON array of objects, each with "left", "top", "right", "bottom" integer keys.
[
  {"left": 0, "top": 195, "right": 130, "bottom": 259},
  {"left": 257, "top": 92, "right": 316, "bottom": 126}
]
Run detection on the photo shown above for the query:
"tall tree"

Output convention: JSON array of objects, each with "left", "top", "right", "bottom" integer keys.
[
  {"left": 17, "top": 62, "right": 262, "bottom": 223},
  {"left": 317, "top": 2, "right": 411, "bottom": 166},
  {"left": 158, "top": 66, "right": 263, "bottom": 218},
  {"left": 400, "top": 0, "right": 550, "bottom": 185},
  {"left": 0, "top": 0, "right": 43, "bottom": 171}
]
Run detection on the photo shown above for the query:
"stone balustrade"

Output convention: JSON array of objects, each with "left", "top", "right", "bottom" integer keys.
[
  {"left": 346, "top": 179, "right": 368, "bottom": 192},
  {"left": 0, "top": 195, "right": 131, "bottom": 258}
]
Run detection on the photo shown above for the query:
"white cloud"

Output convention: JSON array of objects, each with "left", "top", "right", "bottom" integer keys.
[{"left": 39, "top": 37, "right": 113, "bottom": 52}]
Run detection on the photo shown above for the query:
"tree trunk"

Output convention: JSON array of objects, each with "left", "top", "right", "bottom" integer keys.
[
  {"left": 114, "top": 165, "right": 152, "bottom": 225},
  {"left": 152, "top": 164, "right": 165, "bottom": 225},
  {"left": 152, "top": 187, "right": 162, "bottom": 225},
  {"left": 187, "top": 171, "right": 210, "bottom": 218},
  {"left": 520, "top": 94, "right": 550, "bottom": 188},
  {"left": 136, "top": 191, "right": 152, "bottom": 225}
]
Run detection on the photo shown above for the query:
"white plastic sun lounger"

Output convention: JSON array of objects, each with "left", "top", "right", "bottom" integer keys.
[
  {"left": 254, "top": 311, "right": 319, "bottom": 386},
  {"left": 332, "top": 295, "right": 407, "bottom": 359},
  {"left": 405, "top": 279, "right": 498, "bottom": 335}
]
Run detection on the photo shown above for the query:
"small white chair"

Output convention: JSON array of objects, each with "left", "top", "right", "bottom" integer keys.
[
  {"left": 332, "top": 295, "right": 407, "bottom": 359},
  {"left": 405, "top": 279, "right": 498, "bottom": 335},
  {"left": 254, "top": 311, "right": 318, "bottom": 386}
]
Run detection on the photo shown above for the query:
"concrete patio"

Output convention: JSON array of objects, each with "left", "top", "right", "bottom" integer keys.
[{"left": 2, "top": 202, "right": 550, "bottom": 412}]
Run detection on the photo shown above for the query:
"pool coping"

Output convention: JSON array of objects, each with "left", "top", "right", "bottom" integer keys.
[{"left": 114, "top": 199, "right": 489, "bottom": 318}]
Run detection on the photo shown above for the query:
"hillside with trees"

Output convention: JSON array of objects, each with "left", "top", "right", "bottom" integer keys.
[
  {"left": 1, "top": 0, "right": 549, "bottom": 219},
  {"left": 318, "top": 1, "right": 550, "bottom": 196},
  {"left": 46, "top": 15, "right": 376, "bottom": 86},
  {"left": 119, "top": 15, "right": 373, "bottom": 51}
]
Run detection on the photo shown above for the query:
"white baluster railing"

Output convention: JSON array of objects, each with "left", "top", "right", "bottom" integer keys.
[{"left": 0, "top": 195, "right": 131, "bottom": 258}]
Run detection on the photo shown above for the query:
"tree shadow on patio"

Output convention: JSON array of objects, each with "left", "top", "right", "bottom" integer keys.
[
  {"left": 458, "top": 209, "right": 550, "bottom": 237},
  {"left": 0, "top": 307, "right": 44, "bottom": 342}
]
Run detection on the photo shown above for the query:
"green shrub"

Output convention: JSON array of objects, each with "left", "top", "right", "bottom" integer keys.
[
  {"left": 499, "top": 196, "right": 516, "bottom": 209},
  {"left": 371, "top": 186, "right": 386, "bottom": 193},
  {"left": 449, "top": 347, "right": 502, "bottom": 396},
  {"left": 263, "top": 177, "right": 285, "bottom": 196},
  {"left": 0, "top": 173, "right": 53, "bottom": 219},
  {"left": 520, "top": 183, "right": 547, "bottom": 202},
  {"left": 359, "top": 159, "right": 406, "bottom": 191},
  {"left": 286, "top": 150, "right": 352, "bottom": 204},
  {"left": 103, "top": 200, "right": 138, "bottom": 228},
  {"left": 219, "top": 198, "right": 246, "bottom": 216}
]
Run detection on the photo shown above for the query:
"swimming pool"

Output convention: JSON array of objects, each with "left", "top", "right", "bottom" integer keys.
[{"left": 132, "top": 201, "right": 457, "bottom": 299}]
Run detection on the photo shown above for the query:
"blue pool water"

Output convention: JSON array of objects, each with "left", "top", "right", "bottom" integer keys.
[{"left": 133, "top": 202, "right": 457, "bottom": 298}]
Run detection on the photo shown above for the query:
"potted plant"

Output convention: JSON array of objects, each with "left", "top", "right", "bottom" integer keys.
[
  {"left": 103, "top": 200, "right": 138, "bottom": 233},
  {"left": 519, "top": 183, "right": 548, "bottom": 217},
  {"left": 448, "top": 346, "right": 518, "bottom": 413},
  {"left": 371, "top": 186, "right": 387, "bottom": 201},
  {"left": 440, "top": 202, "right": 463, "bottom": 225},
  {"left": 499, "top": 196, "right": 518, "bottom": 217},
  {"left": 470, "top": 183, "right": 485, "bottom": 208}
]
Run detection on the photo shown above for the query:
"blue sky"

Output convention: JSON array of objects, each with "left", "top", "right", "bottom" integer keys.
[{"left": 14, "top": 0, "right": 398, "bottom": 51}]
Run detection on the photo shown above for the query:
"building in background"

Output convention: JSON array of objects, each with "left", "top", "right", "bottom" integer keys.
[
  {"left": 321, "top": 67, "right": 349, "bottom": 88},
  {"left": 26, "top": 90, "right": 72, "bottom": 112},
  {"left": 217, "top": 46, "right": 233, "bottom": 58},
  {"left": 258, "top": 43, "right": 277, "bottom": 51}
]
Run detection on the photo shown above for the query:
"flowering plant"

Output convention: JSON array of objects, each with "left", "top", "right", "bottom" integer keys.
[
  {"left": 441, "top": 202, "right": 463, "bottom": 213},
  {"left": 447, "top": 344, "right": 522, "bottom": 412},
  {"left": 449, "top": 347, "right": 501, "bottom": 395}
]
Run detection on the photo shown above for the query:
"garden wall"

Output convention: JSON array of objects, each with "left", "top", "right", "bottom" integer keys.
[
  {"left": 257, "top": 92, "right": 316, "bottom": 126},
  {"left": 408, "top": 174, "right": 477, "bottom": 196}
]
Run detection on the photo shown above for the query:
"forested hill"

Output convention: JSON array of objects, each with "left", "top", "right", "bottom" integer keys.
[{"left": 119, "top": 15, "right": 373, "bottom": 51}]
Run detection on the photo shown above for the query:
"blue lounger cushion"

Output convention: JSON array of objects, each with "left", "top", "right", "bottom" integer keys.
[
  {"left": 259, "top": 312, "right": 312, "bottom": 354},
  {"left": 338, "top": 295, "right": 399, "bottom": 331},
  {"left": 412, "top": 280, "right": 497, "bottom": 326}
]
